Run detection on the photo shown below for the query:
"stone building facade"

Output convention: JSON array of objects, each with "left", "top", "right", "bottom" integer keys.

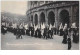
[{"left": 26, "top": 1, "right": 79, "bottom": 28}]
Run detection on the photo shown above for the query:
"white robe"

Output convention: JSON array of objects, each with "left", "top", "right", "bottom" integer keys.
[
  {"left": 71, "top": 23, "right": 77, "bottom": 28},
  {"left": 41, "top": 23, "right": 45, "bottom": 36},
  {"left": 49, "top": 24, "right": 52, "bottom": 30},
  {"left": 24, "top": 24, "right": 28, "bottom": 30},
  {"left": 59, "top": 23, "right": 63, "bottom": 30}
]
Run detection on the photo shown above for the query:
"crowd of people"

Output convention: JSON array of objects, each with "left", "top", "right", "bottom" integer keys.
[{"left": 1, "top": 22, "right": 79, "bottom": 50}]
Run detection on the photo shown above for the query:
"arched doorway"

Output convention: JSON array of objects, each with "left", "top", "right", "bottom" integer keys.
[
  {"left": 34, "top": 14, "right": 38, "bottom": 26},
  {"left": 48, "top": 11, "right": 55, "bottom": 25},
  {"left": 40, "top": 12, "right": 45, "bottom": 24},
  {"left": 60, "top": 10, "right": 69, "bottom": 27}
]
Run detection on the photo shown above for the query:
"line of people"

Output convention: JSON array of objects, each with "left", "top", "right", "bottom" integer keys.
[
  {"left": 1, "top": 22, "right": 79, "bottom": 43},
  {"left": 1, "top": 22, "right": 79, "bottom": 50}
]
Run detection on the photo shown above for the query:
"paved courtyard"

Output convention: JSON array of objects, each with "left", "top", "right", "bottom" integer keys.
[{"left": 1, "top": 32, "right": 79, "bottom": 50}]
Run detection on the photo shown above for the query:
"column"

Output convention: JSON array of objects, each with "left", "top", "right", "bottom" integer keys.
[
  {"left": 38, "top": 12, "right": 40, "bottom": 25},
  {"left": 33, "top": 13, "right": 35, "bottom": 24},
  {"left": 55, "top": 8, "right": 58, "bottom": 29},
  {"left": 45, "top": 10, "right": 48, "bottom": 26},
  {"left": 70, "top": 6, "right": 73, "bottom": 27}
]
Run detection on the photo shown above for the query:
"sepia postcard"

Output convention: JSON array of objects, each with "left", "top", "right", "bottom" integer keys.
[{"left": 1, "top": 0, "right": 79, "bottom": 50}]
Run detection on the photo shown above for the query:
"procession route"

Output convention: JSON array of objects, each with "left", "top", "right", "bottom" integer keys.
[{"left": 1, "top": 32, "right": 79, "bottom": 50}]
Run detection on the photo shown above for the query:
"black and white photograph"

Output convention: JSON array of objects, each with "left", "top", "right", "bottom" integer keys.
[{"left": 1, "top": 0, "right": 79, "bottom": 50}]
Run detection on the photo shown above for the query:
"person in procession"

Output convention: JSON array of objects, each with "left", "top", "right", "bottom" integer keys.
[{"left": 62, "top": 23, "right": 68, "bottom": 44}]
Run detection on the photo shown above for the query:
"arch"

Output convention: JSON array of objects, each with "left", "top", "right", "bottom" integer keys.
[
  {"left": 60, "top": 9, "right": 69, "bottom": 27},
  {"left": 34, "top": 14, "right": 38, "bottom": 26},
  {"left": 48, "top": 11, "right": 55, "bottom": 25},
  {"left": 40, "top": 12, "right": 45, "bottom": 24}
]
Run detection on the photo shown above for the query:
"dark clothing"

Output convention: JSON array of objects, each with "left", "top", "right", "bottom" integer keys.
[
  {"left": 44, "top": 27, "right": 49, "bottom": 39},
  {"left": 53, "top": 28, "right": 56, "bottom": 35},
  {"left": 1, "top": 26, "right": 7, "bottom": 34},
  {"left": 62, "top": 29, "right": 68, "bottom": 44},
  {"left": 73, "top": 28, "right": 79, "bottom": 43},
  {"left": 68, "top": 38, "right": 71, "bottom": 50},
  {"left": 37, "top": 28, "right": 41, "bottom": 38},
  {"left": 48, "top": 29, "right": 53, "bottom": 39},
  {"left": 13, "top": 28, "right": 17, "bottom": 35},
  {"left": 60, "top": 29, "right": 63, "bottom": 36},
  {"left": 16, "top": 28, "right": 22, "bottom": 39},
  {"left": 31, "top": 27, "right": 34, "bottom": 37}
]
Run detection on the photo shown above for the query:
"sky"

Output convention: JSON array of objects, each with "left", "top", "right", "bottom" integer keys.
[{"left": 1, "top": 1, "right": 27, "bottom": 15}]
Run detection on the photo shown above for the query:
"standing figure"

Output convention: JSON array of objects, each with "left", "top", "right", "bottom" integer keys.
[
  {"left": 53, "top": 23, "right": 56, "bottom": 35},
  {"left": 13, "top": 23, "right": 17, "bottom": 35},
  {"left": 17, "top": 24, "right": 23, "bottom": 39},
  {"left": 71, "top": 22, "right": 78, "bottom": 43},
  {"left": 41, "top": 23, "right": 45, "bottom": 38},
  {"left": 34, "top": 25, "right": 38, "bottom": 38},
  {"left": 67, "top": 28, "right": 72, "bottom": 50},
  {"left": 62, "top": 23, "right": 68, "bottom": 44},
  {"left": 36, "top": 24, "right": 41, "bottom": 38},
  {"left": 44, "top": 25, "right": 49, "bottom": 39},
  {"left": 24, "top": 24, "right": 28, "bottom": 35},
  {"left": 67, "top": 38, "right": 71, "bottom": 50},
  {"left": 31, "top": 24, "right": 34, "bottom": 37},
  {"left": 59, "top": 23, "right": 63, "bottom": 36},
  {"left": 1, "top": 22, "right": 7, "bottom": 34},
  {"left": 48, "top": 24, "right": 53, "bottom": 39},
  {"left": 29, "top": 23, "right": 33, "bottom": 36}
]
